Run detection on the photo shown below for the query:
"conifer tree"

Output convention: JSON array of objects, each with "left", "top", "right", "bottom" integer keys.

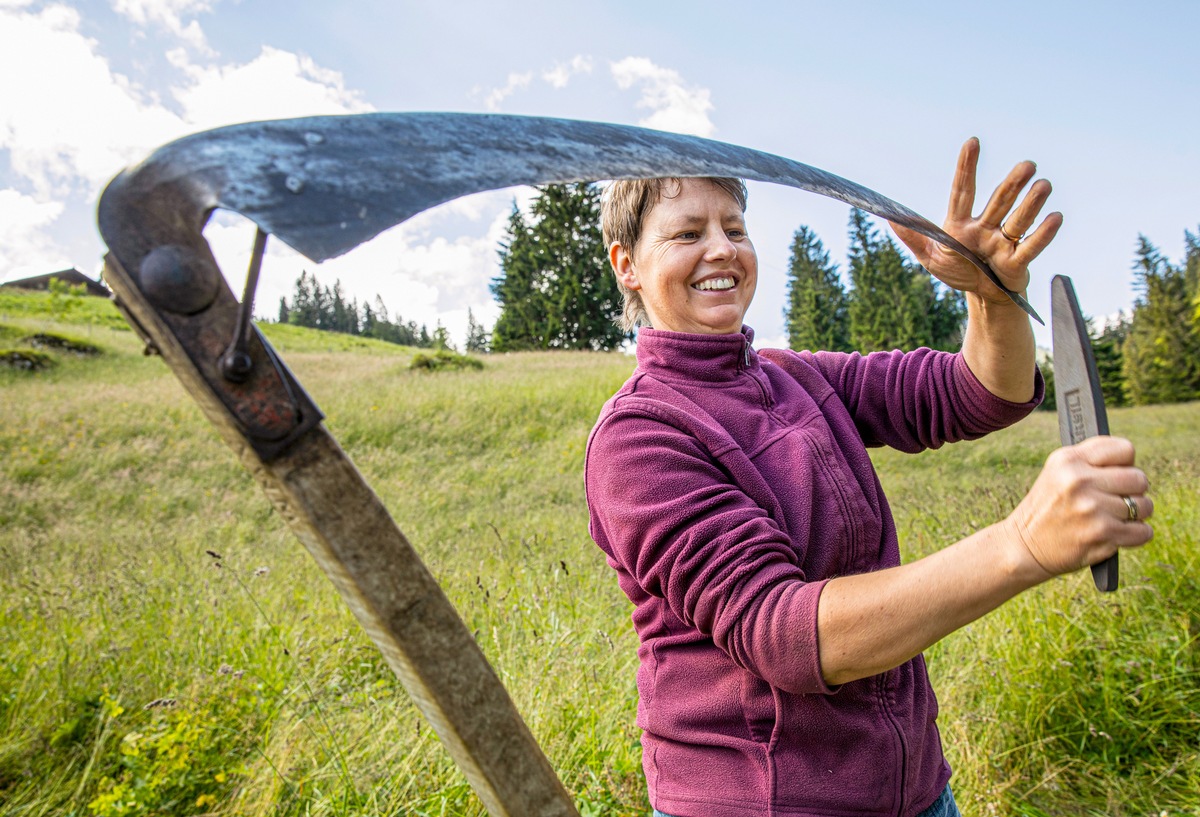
[
  {"left": 846, "top": 210, "right": 964, "bottom": 353},
  {"left": 784, "top": 226, "right": 850, "bottom": 352},
  {"left": 1186, "top": 228, "right": 1200, "bottom": 330},
  {"left": 491, "top": 184, "right": 628, "bottom": 352},
  {"left": 847, "top": 211, "right": 919, "bottom": 352},
  {"left": 1122, "top": 235, "right": 1200, "bottom": 404},
  {"left": 465, "top": 308, "right": 490, "bottom": 353},
  {"left": 1091, "top": 314, "right": 1130, "bottom": 408},
  {"left": 491, "top": 203, "right": 544, "bottom": 351},
  {"left": 432, "top": 322, "right": 455, "bottom": 351},
  {"left": 533, "top": 183, "right": 626, "bottom": 350}
]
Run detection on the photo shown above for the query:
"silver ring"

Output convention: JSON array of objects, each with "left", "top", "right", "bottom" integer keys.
[{"left": 1122, "top": 495, "right": 1138, "bottom": 522}]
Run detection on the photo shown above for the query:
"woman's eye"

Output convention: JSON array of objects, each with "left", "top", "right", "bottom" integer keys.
[{"left": 678, "top": 231, "right": 700, "bottom": 240}]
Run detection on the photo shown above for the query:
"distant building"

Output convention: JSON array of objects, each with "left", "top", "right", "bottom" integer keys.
[{"left": 1, "top": 268, "right": 109, "bottom": 298}]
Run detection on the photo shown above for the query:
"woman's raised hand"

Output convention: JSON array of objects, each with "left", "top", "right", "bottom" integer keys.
[{"left": 891, "top": 137, "right": 1063, "bottom": 302}]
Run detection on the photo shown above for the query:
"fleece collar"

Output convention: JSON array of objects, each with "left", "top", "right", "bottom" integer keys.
[{"left": 634, "top": 325, "right": 760, "bottom": 384}]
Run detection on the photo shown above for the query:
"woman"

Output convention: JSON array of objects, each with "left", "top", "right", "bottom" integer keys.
[{"left": 584, "top": 139, "right": 1154, "bottom": 817}]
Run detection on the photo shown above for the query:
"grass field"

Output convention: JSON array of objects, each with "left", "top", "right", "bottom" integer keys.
[{"left": 2, "top": 288, "right": 1197, "bottom": 816}]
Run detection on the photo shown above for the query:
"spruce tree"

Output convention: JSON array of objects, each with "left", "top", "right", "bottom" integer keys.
[
  {"left": 846, "top": 210, "right": 964, "bottom": 353},
  {"left": 1186, "top": 228, "right": 1200, "bottom": 331},
  {"left": 1091, "top": 314, "right": 1130, "bottom": 408},
  {"left": 848, "top": 210, "right": 926, "bottom": 352},
  {"left": 784, "top": 226, "right": 850, "bottom": 352},
  {"left": 927, "top": 279, "right": 967, "bottom": 352},
  {"left": 432, "top": 322, "right": 454, "bottom": 351},
  {"left": 288, "top": 271, "right": 320, "bottom": 328},
  {"left": 491, "top": 185, "right": 628, "bottom": 352},
  {"left": 491, "top": 203, "right": 544, "bottom": 351},
  {"left": 465, "top": 308, "right": 490, "bottom": 353},
  {"left": 533, "top": 183, "right": 626, "bottom": 350},
  {"left": 1121, "top": 236, "right": 1200, "bottom": 404}
]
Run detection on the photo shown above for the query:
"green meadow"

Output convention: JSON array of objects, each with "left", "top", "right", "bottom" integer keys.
[{"left": 2, "top": 287, "right": 1197, "bottom": 816}]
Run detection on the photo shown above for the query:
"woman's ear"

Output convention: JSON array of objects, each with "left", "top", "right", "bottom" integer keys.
[{"left": 610, "top": 242, "right": 640, "bottom": 291}]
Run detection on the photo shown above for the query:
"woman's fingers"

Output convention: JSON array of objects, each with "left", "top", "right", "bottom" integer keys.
[
  {"left": 1109, "top": 492, "right": 1154, "bottom": 524},
  {"left": 1073, "top": 434, "right": 1137, "bottom": 467},
  {"left": 947, "top": 137, "right": 981, "bottom": 224},
  {"left": 1000, "top": 177, "right": 1052, "bottom": 239},
  {"left": 1010, "top": 209, "right": 1063, "bottom": 266},
  {"left": 979, "top": 160, "right": 1037, "bottom": 229},
  {"left": 1013, "top": 436, "right": 1155, "bottom": 577}
]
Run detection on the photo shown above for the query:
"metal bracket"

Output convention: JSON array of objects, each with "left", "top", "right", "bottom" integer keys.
[{"left": 103, "top": 251, "right": 322, "bottom": 461}]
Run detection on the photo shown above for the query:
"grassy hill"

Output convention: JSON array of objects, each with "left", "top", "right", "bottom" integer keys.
[{"left": 2, "top": 289, "right": 1197, "bottom": 816}]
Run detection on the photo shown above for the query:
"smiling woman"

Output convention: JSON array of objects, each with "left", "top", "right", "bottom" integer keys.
[
  {"left": 585, "top": 151, "right": 1154, "bottom": 817},
  {"left": 605, "top": 177, "right": 755, "bottom": 335}
]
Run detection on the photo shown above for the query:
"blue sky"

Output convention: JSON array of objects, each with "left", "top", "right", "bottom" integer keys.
[{"left": 2, "top": 0, "right": 1197, "bottom": 349}]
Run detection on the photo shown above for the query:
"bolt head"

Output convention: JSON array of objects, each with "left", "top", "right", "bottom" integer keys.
[{"left": 139, "top": 245, "right": 221, "bottom": 314}]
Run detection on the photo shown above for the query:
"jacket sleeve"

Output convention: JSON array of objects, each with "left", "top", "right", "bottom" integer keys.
[
  {"left": 585, "top": 404, "right": 835, "bottom": 695},
  {"left": 764, "top": 347, "right": 1043, "bottom": 453}
]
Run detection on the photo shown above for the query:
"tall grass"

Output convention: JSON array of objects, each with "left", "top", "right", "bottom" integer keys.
[{"left": 2, "top": 290, "right": 1197, "bottom": 816}]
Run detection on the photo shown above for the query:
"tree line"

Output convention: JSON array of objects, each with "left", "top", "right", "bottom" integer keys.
[
  {"left": 282, "top": 181, "right": 1197, "bottom": 409},
  {"left": 787, "top": 217, "right": 1200, "bottom": 409},
  {"left": 784, "top": 210, "right": 966, "bottom": 354},
  {"left": 276, "top": 270, "right": 484, "bottom": 351}
]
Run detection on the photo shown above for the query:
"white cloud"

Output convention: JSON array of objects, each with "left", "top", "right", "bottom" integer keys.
[
  {"left": 0, "top": 4, "right": 376, "bottom": 281},
  {"left": 111, "top": 0, "right": 213, "bottom": 51},
  {"left": 0, "top": 3, "right": 186, "bottom": 196},
  {"left": 0, "top": 3, "right": 180, "bottom": 278},
  {"left": 173, "top": 46, "right": 374, "bottom": 126},
  {"left": 610, "top": 56, "right": 715, "bottom": 137},
  {"left": 0, "top": 6, "right": 371, "bottom": 200},
  {"left": 484, "top": 71, "right": 534, "bottom": 112},
  {"left": 480, "top": 55, "right": 593, "bottom": 109},
  {"left": 0, "top": 189, "right": 69, "bottom": 279},
  {"left": 542, "top": 55, "right": 592, "bottom": 89},
  {"left": 0, "top": 4, "right": 506, "bottom": 340}
]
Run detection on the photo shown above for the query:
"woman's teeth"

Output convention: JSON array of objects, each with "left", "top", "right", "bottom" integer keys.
[{"left": 693, "top": 277, "right": 734, "bottom": 291}]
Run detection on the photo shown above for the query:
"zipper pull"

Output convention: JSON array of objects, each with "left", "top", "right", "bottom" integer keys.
[{"left": 744, "top": 343, "right": 751, "bottom": 368}]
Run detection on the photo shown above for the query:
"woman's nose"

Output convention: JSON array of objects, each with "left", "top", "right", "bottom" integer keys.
[{"left": 703, "top": 231, "right": 737, "bottom": 260}]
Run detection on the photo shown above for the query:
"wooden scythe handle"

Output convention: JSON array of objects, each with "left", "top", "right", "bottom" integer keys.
[{"left": 102, "top": 253, "right": 579, "bottom": 817}]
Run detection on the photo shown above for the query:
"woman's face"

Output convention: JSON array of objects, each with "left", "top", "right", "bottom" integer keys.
[{"left": 611, "top": 178, "right": 757, "bottom": 335}]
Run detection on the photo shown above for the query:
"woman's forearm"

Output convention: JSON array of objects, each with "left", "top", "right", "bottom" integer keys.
[
  {"left": 959, "top": 290, "right": 1036, "bottom": 403},
  {"left": 815, "top": 518, "right": 1046, "bottom": 685},
  {"left": 815, "top": 436, "right": 1153, "bottom": 686}
]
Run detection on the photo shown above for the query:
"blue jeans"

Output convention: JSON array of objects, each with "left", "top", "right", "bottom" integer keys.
[{"left": 652, "top": 783, "right": 961, "bottom": 817}]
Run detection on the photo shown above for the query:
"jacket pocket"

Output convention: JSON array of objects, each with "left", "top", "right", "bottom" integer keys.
[{"left": 740, "top": 670, "right": 778, "bottom": 744}]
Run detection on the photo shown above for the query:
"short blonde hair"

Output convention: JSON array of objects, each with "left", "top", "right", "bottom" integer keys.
[{"left": 601, "top": 177, "right": 748, "bottom": 331}]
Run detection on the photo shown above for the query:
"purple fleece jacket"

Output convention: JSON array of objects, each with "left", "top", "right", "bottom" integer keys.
[{"left": 585, "top": 327, "right": 1042, "bottom": 817}]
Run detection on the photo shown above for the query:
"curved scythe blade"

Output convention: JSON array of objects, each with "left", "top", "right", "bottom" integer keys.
[{"left": 98, "top": 112, "right": 1040, "bottom": 323}]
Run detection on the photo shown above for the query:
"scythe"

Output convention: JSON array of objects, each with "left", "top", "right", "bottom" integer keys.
[{"left": 95, "top": 113, "right": 1040, "bottom": 816}]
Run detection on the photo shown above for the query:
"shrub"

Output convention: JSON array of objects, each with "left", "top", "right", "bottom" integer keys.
[
  {"left": 0, "top": 349, "right": 55, "bottom": 371},
  {"left": 408, "top": 350, "right": 484, "bottom": 372},
  {"left": 22, "top": 332, "right": 101, "bottom": 356}
]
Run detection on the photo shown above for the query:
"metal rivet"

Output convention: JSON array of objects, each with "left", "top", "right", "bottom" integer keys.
[
  {"left": 139, "top": 245, "right": 221, "bottom": 315},
  {"left": 285, "top": 175, "right": 304, "bottom": 193}
]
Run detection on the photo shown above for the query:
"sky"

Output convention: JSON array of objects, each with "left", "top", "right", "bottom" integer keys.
[{"left": 2, "top": 0, "right": 1197, "bottom": 351}]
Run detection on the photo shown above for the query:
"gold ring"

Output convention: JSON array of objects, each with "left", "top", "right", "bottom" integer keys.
[
  {"left": 1122, "top": 495, "right": 1138, "bottom": 522},
  {"left": 999, "top": 223, "right": 1022, "bottom": 243}
]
